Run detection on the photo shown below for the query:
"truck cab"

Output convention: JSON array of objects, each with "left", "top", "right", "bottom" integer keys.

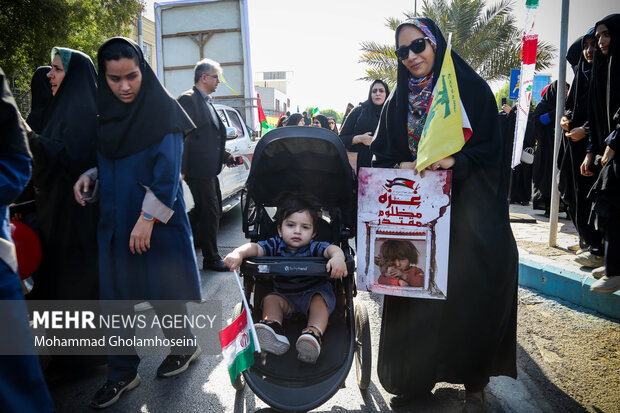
[
  {"left": 215, "top": 104, "right": 255, "bottom": 212},
  {"left": 182, "top": 104, "right": 256, "bottom": 214}
]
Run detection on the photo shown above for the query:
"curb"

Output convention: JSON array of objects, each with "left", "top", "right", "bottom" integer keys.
[{"left": 518, "top": 255, "right": 620, "bottom": 320}]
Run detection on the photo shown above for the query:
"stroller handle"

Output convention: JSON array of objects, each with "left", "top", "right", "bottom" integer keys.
[{"left": 240, "top": 256, "right": 355, "bottom": 278}]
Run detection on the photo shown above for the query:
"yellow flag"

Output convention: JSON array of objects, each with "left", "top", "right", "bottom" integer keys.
[
  {"left": 219, "top": 74, "right": 239, "bottom": 96},
  {"left": 416, "top": 43, "right": 466, "bottom": 172}
]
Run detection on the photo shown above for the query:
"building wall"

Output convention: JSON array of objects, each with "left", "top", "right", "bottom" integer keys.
[
  {"left": 130, "top": 16, "right": 157, "bottom": 69},
  {"left": 255, "top": 86, "right": 289, "bottom": 116}
]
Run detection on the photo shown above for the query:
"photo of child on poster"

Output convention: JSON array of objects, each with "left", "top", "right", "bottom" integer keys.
[
  {"left": 357, "top": 168, "right": 451, "bottom": 299},
  {"left": 375, "top": 239, "right": 425, "bottom": 288}
]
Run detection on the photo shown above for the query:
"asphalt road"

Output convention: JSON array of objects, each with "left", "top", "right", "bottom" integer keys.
[{"left": 48, "top": 205, "right": 617, "bottom": 412}]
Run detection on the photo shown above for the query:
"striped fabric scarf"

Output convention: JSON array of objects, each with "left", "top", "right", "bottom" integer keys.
[{"left": 407, "top": 73, "right": 434, "bottom": 160}]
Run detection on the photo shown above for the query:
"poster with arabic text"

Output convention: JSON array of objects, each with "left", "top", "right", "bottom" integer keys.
[{"left": 356, "top": 168, "right": 451, "bottom": 299}]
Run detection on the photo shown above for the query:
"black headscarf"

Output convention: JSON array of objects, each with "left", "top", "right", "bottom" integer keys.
[
  {"left": 0, "top": 67, "right": 30, "bottom": 157},
  {"left": 286, "top": 113, "right": 303, "bottom": 126},
  {"left": 36, "top": 48, "right": 98, "bottom": 178},
  {"left": 588, "top": 14, "right": 620, "bottom": 155},
  {"left": 314, "top": 114, "right": 329, "bottom": 129},
  {"left": 96, "top": 37, "right": 195, "bottom": 159},
  {"left": 567, "top": 37, "right": 584, "bottom": 74},
  {"left": 364, "top": 79, "right": 390, "bottom": 117},
  {"left": 25, "top": 66, "right": 52, "bottom": 134},
  {"left": 564, "top": 29, "right": 594, "bottom": 130},
  {"left": 539, "top": 80, "right": 559, "bottom": 106}
]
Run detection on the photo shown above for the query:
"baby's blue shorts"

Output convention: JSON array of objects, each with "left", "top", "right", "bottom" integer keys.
[{"left": 268, "top": 282, "right": 336, "bottom": 317}]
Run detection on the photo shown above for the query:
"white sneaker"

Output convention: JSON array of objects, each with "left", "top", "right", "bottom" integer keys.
[
  {"left": 255, "top": 320, "right": 289, "bottom": 355},
  {"left": 590, "top": 275, "right": 620, "bottom": 294}
]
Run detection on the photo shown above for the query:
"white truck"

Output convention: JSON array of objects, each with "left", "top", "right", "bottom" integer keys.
[{"left": 154, "top": 0, "right": 258, "bottom": 212}]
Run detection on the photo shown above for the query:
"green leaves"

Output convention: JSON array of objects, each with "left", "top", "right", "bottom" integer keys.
[{"left": 1, "top": 0, "right": 143, "bottom": 111}]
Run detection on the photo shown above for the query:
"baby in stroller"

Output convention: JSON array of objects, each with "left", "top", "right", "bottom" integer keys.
[{"left": 224, "top": 193, "right": 347, "bottom": 364}]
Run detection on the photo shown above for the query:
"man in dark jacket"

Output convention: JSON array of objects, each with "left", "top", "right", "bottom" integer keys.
[{"left": 178, "top": 58, "right": 233, "bottom": 272}]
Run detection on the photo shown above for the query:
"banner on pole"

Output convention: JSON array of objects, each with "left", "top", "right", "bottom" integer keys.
[{"left": 511, "top": 1, "right": 539, "bottom": 168}]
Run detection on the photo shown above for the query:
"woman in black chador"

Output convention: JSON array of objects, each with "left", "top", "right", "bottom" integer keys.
[
  {"left": 559, "top": 29, "right": 602, "bottom": 256},
  {"left": 26, "top": 66, "right": 52, "bottom": 135},
  {"left": 339, "top": 79, "right": 389, "bottom": 172},
  {"left": 371, "top": 18, "right": 518, "bottom": 410},
  {"left": 14, "top": 66, "right": 53, "bottom": 208},
  {"left": 584, "top": 14, "right": 620, "bottom": 294},
  {"left": 531, "top": 81, "right": 566, "bottom": 214},
  {"left": 499, "top": 103, "right": 535, "bottom": 205},
  {"left": 27, "top": 47, "right": 99, "bottom": 301}
]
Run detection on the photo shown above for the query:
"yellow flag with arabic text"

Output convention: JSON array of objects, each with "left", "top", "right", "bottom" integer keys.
[{"left": 416, "top": 43, "right": 471, "bottom": 172}]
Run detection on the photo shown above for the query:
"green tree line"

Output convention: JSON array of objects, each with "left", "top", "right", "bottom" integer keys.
[{"left": 0, "top": 0, "right": 143, "bottom": 109}]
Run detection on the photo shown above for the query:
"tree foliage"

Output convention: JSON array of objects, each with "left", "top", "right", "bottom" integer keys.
[
  {"left": 319, "top": 109, "right": 344, "bottom": 123},
  {"left": 0, "top": 0, "right": 143, "bottom": 109},
  {"left": 359, "top": 0, "right": 556, "bottom": 85}
]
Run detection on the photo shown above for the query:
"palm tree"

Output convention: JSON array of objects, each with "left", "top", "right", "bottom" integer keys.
[{"left": 359, "top": 0, "right": 556, "bottom": 85}]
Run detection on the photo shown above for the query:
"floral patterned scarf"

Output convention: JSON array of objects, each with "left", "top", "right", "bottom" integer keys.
[{"left": 407, "top": 73, "right": 434, "bottom": 160}]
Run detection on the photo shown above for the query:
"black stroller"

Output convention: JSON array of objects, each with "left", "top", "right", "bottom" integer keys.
[{"left": 231, "top": 126, "right": 371, "bottom": 412}]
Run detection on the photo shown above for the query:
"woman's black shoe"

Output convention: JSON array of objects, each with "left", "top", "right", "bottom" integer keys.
[
  {"left": 389, "top": 390, "right": 433, "bottom": 408},
  {"left": 463, "top": 390, "right": 485, "bottom": 413},
  {"left": 389, "top": 393, "right": 414, "bottom": 408},
  {"left": 202, "top": 258, "right": 228, "bottom": 272}
]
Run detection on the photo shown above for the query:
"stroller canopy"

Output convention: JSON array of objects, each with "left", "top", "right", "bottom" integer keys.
[{"left": 246, "top": 127, "right": 355, "bottom": 207}]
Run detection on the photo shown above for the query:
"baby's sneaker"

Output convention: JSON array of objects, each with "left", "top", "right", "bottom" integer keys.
[
  {"left": 296, "top": 326, "right": 322, "bottom": 364},
  {"left": 255, "top": 320, "right": 290, "bottom": 355}
]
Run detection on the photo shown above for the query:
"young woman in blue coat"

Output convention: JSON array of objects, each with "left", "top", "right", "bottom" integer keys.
[{"left": 73, "top": 37, "right": 201, "bottom": 409}]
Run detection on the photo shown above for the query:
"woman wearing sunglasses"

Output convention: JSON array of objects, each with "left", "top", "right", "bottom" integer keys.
[
  {"left": 371, "top": 18, "right": 518, "bottom": 411},
  {"left": 327, "top": 116, "right": 339, "bottom": 135}
]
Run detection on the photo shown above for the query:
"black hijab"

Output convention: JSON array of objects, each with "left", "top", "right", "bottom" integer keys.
[
  {"left": 564, "top": 29, "right": 594, "bottom": 129},
  {"left": 96, "top": 37, "right": 195, "bottom": 159},
  {"left": 25, "top": 66, "right": 52, "bottom": 134},
  {"left": 314, "top": 114, "right": 329, "bottom": 129},
  {"left": 0, "top": 67, "right": 30, "bottom": 157},
  {"left": 286, "top": 113, "right": 303, "bottom": 126},
  {"left": 567, "top": 36, "right": 583, "bottom": 74},
  {"left": 37, "top": 48, "right": 98, "bottom": 177},
  {"left": 539, "top": 80, "right": 559, "bottom": 106},
  {"left": 588, "top": 13, "right": 620, "bottom": 155},
  {"left": 364, "top": 79, "right": 390, "bottom": 117}
]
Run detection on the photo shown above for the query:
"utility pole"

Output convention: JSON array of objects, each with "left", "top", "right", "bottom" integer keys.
[{"left": 549, "top": 0, "right": 569, "bottom": 246}]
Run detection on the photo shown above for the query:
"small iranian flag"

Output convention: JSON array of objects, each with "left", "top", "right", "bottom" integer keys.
[
  {"left": 257, "top": 93, "right": 275, "bottom": 136},
  {"left": 219, "top": 308, "right": 255, "bottom": 384}
]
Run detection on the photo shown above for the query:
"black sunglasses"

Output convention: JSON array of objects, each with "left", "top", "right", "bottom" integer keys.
[{"left": 395, "top": 37, "right": 430, "bottom": 60}]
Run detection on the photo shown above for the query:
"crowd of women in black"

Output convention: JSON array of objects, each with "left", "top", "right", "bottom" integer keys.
[
  {"left": 501, "top": 14, "right": 620, "bottom": 296},
  {"left": 3, "top": 13, "right": 618, "bottom": 413}
]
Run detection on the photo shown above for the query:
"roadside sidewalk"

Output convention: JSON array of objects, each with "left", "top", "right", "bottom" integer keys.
[{"left": 509, "top": 204, "right": 619, "bottom": 320}]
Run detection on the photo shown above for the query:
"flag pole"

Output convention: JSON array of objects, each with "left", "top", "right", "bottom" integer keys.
[
  {"left": 549, "top": 0, "right": 569, "bottom": 246},
  {"left": 233, "top": 269, "right": 261, "bottom": 353}
]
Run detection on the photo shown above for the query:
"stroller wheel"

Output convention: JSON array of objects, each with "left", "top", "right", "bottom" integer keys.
[{"left": 354, "top": 302, "right": 371, "bottom": 390}]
